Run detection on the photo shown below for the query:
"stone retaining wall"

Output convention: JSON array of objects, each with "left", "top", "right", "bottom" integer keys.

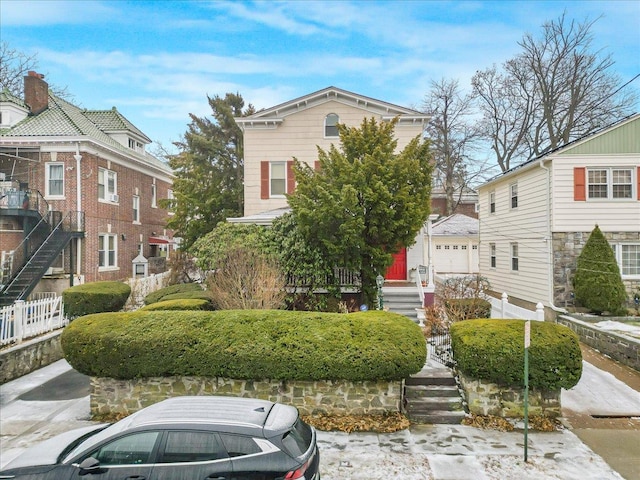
[
  {"left": 91, "top": 376, "right": 402, "bottom": 417},
  {"left": 0, "top": 331, "right": 64, "bottom": 384},
  {"left": 557, "top": 315, "right": 640, "bottom": 371},
  {"left": 458, "top": 372, "right": 561, "bottom": 418}
]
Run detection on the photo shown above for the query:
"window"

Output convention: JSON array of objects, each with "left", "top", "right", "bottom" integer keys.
[
  {"left": 489, "top": 191, "right": 495, "bottom": 213},
  {"left": 270, "top": 162, "right": 286, "bottom": 196},
  {"left": 511, "top": 243, "right": 519, "bottom": 271},
  {"left": 510, "top": 183, "right": 518, "bottom": 208},
  {"left": 219, "top": 434, "right": 261, "bottom": 458},
  {"left": 614, "top": 244, "right": 640, "bottom": 277},
  {"left": 151, "top": 182, "right": 157, "bottom": 208},
  {"left": 490, "top": 243, "right": 496, "bottom": 268},
  {"left": 92, "top": 432, "right": 159, "bottom": 465},
  {"left": 158, "top": 431, "right": 227, "bottom": 463},
  {"left": 325, "top": 113, "right": 339, "bottom": 137},
  {"left": 45, "top": 163, "right": 64, "bottom": 197},
  {"left": 133, "top": 196, "right": 140, "bottom": 223},
  {"left": 98, "top": 168, "right": 117, "bottom": 201},
  {"left": 588, "top": 168, "right": 633, "bottom": 199},
  {"left": 167, "top": 189, "right": 175, "bottom": 215},
  {"left": 99, "top": 234, "right": 117, "bottom": 269}
]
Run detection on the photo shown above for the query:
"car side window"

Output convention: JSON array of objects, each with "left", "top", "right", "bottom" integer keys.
[
  {"left": 158, "top": 431, "right": 227, "bottom": 463},
  {"left": 91, "top": 431, "right": 160, "bottom": 465},
  {"left": 219, "top": 434, "right": 262, "bottom": 457}
]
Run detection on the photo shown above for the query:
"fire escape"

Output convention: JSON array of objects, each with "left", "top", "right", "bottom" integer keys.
[{"left": 0, "top": 182, "right": 84, "bottom": 307}]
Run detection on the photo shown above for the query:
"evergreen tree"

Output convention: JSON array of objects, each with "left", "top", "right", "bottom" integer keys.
[
  {"left": 288, "top": 117, "right": 433, "bottom": 306},
  {"left": 165, "top": 93, "right": 254, "bottom": 250},
  {"left": 573, "top": 225, "right": 627, "bottom": 315}
]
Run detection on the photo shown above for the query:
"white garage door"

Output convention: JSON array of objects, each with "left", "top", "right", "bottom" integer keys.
[{"left": 434, "top": 243, "right": 475, "bottom": 273}]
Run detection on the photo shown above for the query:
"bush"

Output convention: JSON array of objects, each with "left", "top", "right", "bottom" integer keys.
[
  {"left": 139, "top": 299, "right": 212, "bottom": 311},
  {"left": 444, "top": 298, "right": 491, "bottom": 321},
  {"left": 450, "top": 319, "right": 582, "bottom": 390},
  {"left": 573, "top": 225, "right": 627, "bottom": 315},
  {"left": 61, "top": 310, "right": 426, "bottom": 381},
  {"left": 144, "top": 283, "right": 204, "bottom": 305},
  {"left": 62, "top": 281, "right": 131, "bottom": 319}
]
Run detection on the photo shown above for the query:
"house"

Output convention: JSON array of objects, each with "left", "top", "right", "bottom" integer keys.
[
  {"left": 430, "top": 213, "right": 479, "bottom": 275},
  {"left": 0, "top": 72, "right": 174, "bottom": 305},
  {"left": 477, "top": 114, "right": 640, "bottom": 312},
  {"left": 234, "top": 86, "right": 466, "bottom": 282}
]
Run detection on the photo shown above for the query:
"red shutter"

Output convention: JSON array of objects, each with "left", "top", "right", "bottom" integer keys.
[
  {"left": 637, "top": 167, "right": 640, "bottom": 200},
  {"left": 287, "top": 161, "right": 295, "bottom": 193},
  {"left": 260, "top": 161, "right": 269, "bottom": 199},
  {"left": 574, "top": 167, "right": 586, "bottom": 201},
  {"left": 314, "top": 161, "right": 320, "bottom": 171}
]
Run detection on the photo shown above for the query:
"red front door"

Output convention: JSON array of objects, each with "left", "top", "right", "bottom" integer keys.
[{"left": 385, "top": 248, "right": 407, "bottom": 280}]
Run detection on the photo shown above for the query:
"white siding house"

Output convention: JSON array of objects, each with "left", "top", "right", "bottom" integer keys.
[{"left": 478, "top": 114, "right": 640, "bottom": 311}]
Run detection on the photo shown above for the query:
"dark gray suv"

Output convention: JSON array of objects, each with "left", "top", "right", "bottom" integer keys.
[{"left": 0, "top": 396, "right": 320, "bottom": 480}]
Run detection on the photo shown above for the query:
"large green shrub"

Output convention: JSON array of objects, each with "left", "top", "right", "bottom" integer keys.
[
  {"left": 63, "top": 281, "right": 131, "bottom": 319},
  {"left": 139, "top": 298, "right": 212, "bottom": 311},
  {"left": 144, "top": 283, "right": 205, "bottom": 305},
  {"left": 61, "top": 310, "right": 426, "bottom": 381},
  {"left": 450, "top": 319, "right": 582, "bottom": 390},
  {"left": 573, "top": 225, "right": 627, "bottom": 315}
]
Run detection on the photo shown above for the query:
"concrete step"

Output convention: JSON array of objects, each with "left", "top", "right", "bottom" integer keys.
[
  {"left": 405, "top": 375, "right": 457, "bottom": 386},
  {"left": 404, "top": 385, "right": 460, "bottom": 398},
  {"left": 407, "top": 410, "right": 467, "bottom": 424},
  {"left": 405, "top": 395, "right": 464, "bottom": 411}
]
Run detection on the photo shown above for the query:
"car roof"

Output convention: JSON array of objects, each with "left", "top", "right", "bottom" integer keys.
[{"left": 124, "top": 396, "right": 278, "bottom": 430}]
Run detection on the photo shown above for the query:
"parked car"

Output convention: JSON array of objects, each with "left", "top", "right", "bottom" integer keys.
[{"left": 0, "top": 396, "right": 320, "bottom": 480}]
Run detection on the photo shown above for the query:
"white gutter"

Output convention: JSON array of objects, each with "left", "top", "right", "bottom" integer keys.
[
  {"left": 74, "top": 144, "right": 82, "bottom": 280},
  {"left": 539, "top": 159, "right": 567, "bottom": 314}
]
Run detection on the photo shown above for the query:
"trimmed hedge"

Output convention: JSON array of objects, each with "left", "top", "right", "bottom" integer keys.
[
  {"left": 450, "top": 319, "right": 582, "bottom": 390},
  {"left": 62, "top": 281, "right": 131, "bottom": 319},
  {"left": 144, "top": 283, "right": 205, "bottom": 305},
  {"left": 61, "top": 310, "right": 426, "bottom": 381},
  {"left": 139, "top": 299, "right": 212, "bottom": 311}
]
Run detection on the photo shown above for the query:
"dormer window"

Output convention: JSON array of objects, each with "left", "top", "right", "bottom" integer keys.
[
  {"left": 325, "top": 113, "right": 339, "bottom": 137},
  {"left": 128, "top": 138, "right": 135, "bottom": 149},
  {"left": 128, "top": 138, "right": 144, "bottom": 152}
]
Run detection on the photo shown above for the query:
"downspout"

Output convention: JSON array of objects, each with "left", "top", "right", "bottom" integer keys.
[
  {"left": 73, "top": 144, "right": 82, "bottom": 285},
  {"left": 539, "top": 159, "right": 567, "bottom": 314}
]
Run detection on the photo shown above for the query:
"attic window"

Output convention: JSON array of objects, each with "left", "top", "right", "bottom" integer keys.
[
  {"left": 325, "top": 114, "right": 339, "bottom": 137},
  {"left": 128, "top": 138, "right": 135, "bottom": 149}
]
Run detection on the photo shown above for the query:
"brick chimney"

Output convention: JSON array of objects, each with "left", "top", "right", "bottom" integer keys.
[{"left": 24, "top": 71, "right": 49, "bottom": 115}]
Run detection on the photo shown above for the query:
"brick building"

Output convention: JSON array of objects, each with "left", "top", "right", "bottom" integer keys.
[{"left": 0, "top": 72, "right": 174, "bottom": 303}]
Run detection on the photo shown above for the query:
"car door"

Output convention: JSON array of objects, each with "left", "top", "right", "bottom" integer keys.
[
  {"left": 220, "top": 433, "right": 285, "bottom": 480},
  {"left": 71, "top": 430, "right": 160, "bottom": 480},
  {"left": 151, "top": 430, "right": 233, "bottom": 480}
]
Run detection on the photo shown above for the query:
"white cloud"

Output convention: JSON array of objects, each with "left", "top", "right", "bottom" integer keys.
[{"left": 0, "top": 0, "right": 115, "bottom": 25}]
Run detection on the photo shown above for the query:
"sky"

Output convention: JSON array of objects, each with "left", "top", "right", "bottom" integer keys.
[{"left": 1, "top": 0, "right": 639, "bottom": 154}]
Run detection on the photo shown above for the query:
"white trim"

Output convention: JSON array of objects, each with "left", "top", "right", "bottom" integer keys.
[{"left": 44, "top": 162, "right": 65, "bottom": 199}]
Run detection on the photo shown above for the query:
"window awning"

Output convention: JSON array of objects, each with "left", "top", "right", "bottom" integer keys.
[{"left": 149, "top": 236, "right": 172, "bottom": 245}]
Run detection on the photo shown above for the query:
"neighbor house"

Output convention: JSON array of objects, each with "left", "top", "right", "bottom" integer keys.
[
  {"left": 233, "top": 86, "right": 478, "bottom": 281},
  {"left": 477, "top": 114, "right": 640, "bottom": 312},
  {"left": 0, "top": 72, "right": 174, "bottom": 305}
]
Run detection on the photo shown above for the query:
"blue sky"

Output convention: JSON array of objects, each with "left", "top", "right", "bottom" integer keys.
[{"left": 2, "top": 0, "right": 639, "bottom": 153}]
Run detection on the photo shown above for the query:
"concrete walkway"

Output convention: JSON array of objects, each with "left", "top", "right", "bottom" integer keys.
[{"left": 1, "top": 350, "right": 638, "bottom": 479}]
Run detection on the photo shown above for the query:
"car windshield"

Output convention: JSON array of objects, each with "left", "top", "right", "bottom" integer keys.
[
  {"left": 62, "top": 421, "right": 130, "bottom": 463},
  {"left": 281, "top": 419, "right": 313, "bottom": 458}
]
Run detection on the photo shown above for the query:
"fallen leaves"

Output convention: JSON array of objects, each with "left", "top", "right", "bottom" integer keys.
[
  {"left": 462, "top": 414, "right": 561, "bottom": 432},
  {"left": 302, "top": 412, "right": 411, "bottom": 433}
]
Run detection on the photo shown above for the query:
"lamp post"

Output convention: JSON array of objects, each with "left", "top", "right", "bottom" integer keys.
[{"left": 376, "top": 274, "right": 384, "bottom": 310}]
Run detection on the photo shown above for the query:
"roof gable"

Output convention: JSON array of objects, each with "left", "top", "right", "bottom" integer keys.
[{"left": 236, "top": 86, "right": 428, "bottom": 126}]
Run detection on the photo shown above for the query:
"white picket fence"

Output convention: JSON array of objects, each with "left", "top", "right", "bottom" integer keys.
[
  {"left": 0, "top": 296, "right": 67, "bottom": 346},
  {"left": 489, "top": 292, "right": 545, "bottom": 321}
]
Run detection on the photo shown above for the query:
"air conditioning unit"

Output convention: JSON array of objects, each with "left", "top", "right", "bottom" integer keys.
[{"left": 109, "top": 194, "right": 120, "bottom": 203}]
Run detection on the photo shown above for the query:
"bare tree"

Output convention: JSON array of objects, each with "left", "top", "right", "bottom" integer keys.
[
  {"left": 422, "top": 78, "right": 486, "bottom": 214},
  {"left": 473, "top": 13, "right": 636, "bottom": 172},
  {"left": 0, "top": 41, "right": 70, "bottom": 99}
]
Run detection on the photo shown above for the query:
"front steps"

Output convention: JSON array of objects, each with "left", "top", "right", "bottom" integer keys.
[
  {"left": 403, "top": 361, "right": 467, "bottom": 424},
  {"left": 382, "top": 286, "right": 423, "bottom": 322}
]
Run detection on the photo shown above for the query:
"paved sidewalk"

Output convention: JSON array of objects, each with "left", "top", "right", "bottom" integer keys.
[{"left": 0, "top": 356, "right": 634, "bottom": 479}]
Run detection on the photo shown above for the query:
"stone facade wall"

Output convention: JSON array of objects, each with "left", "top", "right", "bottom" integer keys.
[
  {"left": 552, "top": 231, "right": 640, "bottom": 308},
  {"left": 557, "top": 315, "right": 640, "bottom": 371},
  {"left": 458, "top": 373, "right": 561, "bottom": 418},
  {"left": 91, "top": 376, "right": 402, "bottom": 418},
  {"left": 0, "top": 331, "right": 64, "bottom": 384}
]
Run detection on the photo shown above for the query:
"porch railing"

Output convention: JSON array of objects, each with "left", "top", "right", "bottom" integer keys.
[{"left": 0, "top": 296, "right": 67, "bottom": 346}]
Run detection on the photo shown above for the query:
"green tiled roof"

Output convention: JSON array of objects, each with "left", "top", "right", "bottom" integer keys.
[
  {"left": 1, "top": 93, "right": 170, "bottom": 174},
  {"left": 0, "top": 89, "right": 27, "bottom": 108}
]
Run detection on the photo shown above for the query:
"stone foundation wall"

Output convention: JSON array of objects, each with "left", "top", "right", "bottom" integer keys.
[
  {"left": 0, "top": 331, "right": 64, "bottom": 384},
  {"left": 458, "top": 372, "right": 561, "bottom": 418},
  {"left": 91, "top": 376, "right": 402, "bottom": 417},
  {"left": 552, "top": 231, "right": 640, "bottom": 308},
  {"left": 557, "top": 315, "right": 640, "bottom": 371}
]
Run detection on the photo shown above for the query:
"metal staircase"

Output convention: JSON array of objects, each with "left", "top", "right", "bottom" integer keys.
[{"left": 0, "top": 198, "right": 84, "bottom": 307}]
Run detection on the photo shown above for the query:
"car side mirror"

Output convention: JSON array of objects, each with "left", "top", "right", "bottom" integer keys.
[{"left": 77, "top": 457, "right": 101, "bottom": 475}]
